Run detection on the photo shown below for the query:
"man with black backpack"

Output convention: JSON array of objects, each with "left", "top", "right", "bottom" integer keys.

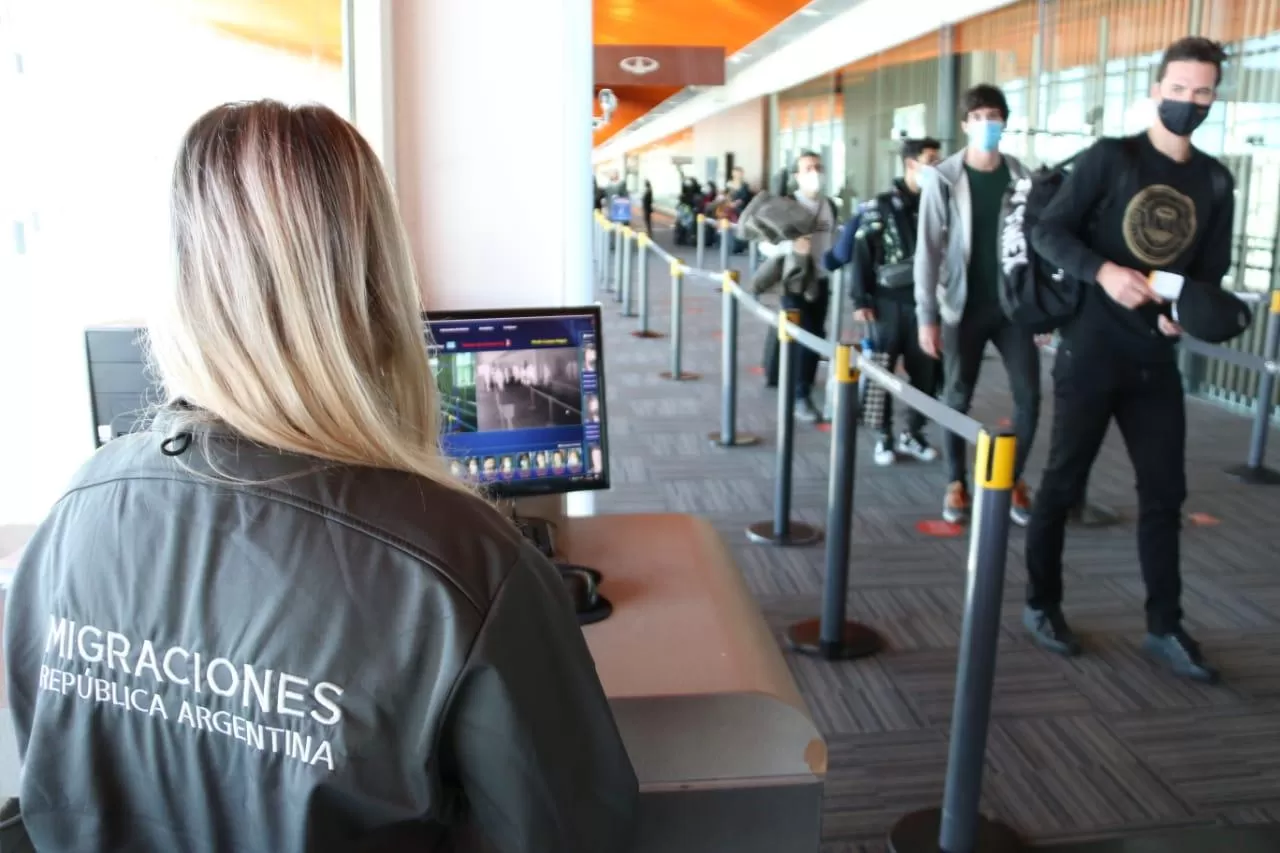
[
  {"left": 915, "top": 85, "right": 1040, "bottom": 527},
  {"left": 1023, "top": 37, "right": 1235, "bottom": 683}
]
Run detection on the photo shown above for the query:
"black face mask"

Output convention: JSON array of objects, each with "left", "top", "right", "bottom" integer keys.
[{"left": 1158, "top": 99, "right": 1211, "bottom": 137}]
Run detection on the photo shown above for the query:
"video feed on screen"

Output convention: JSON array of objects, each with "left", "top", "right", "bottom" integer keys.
[{"left": 424, "top": 306, "right": 609, "bottom": 497}]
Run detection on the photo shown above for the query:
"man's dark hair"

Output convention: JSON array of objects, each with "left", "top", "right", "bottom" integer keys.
[
  {"left": 1158, "top": 37, "right": 1227, "bottom": 86},
  {"left": 962, "top": 84, "right": 1010, "bottom": 122},
  {"left": 793, "top": 149, "right": 822, "bottom": 172},
  {"left": 900, "top": 137, "right": 942, "bottom": 163}
]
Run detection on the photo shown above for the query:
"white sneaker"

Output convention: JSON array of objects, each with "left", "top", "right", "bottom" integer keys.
[
  {"left": 896, "top": 431, "right": 939, "bottom": 463},
  {"left": 873, "top": 437, "right": 897, "bottom": 467}
]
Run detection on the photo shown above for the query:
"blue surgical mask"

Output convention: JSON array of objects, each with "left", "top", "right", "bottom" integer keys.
[{"left": 966, "top": 119, "right": 1004, "bottom": 152}]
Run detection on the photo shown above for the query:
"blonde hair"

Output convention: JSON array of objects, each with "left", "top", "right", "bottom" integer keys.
[{"left": 149, "top": 99, "right": 468, "bottom": 493}]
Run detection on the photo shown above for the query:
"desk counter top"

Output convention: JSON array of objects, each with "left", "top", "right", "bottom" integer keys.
[{"left": 563, "top": 513, "right": 825, "bottom": 783}]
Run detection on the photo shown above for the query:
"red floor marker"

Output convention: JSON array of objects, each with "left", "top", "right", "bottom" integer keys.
[
  {"left": 712, "top": 331, "right": 723, "bottom": 340},
  {"left": 1187, "top": 512, "right": 1220, "bottom": 527},
  {"left": 916, "top": 519, "right": 965, "bottom": 538},
  {"left": 997, "top": 417, "right": 1013, "bottom": 428},
  {"left": 815, "top": 422, "right": 831, "bottom": 433},
  {"left": 749, "top": 365, "right": 765, "bottom": 376}
]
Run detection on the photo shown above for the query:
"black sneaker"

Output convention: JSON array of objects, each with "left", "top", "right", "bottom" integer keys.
[
  {"left": 795, "top": 397, "right": 823, "bottom": 423},
  {"left": 1143, "top": 629, "right": 1219, "bottom": 684},
  {"left": 1023, "top": 606, "right": 1082, "bottom": 657}
]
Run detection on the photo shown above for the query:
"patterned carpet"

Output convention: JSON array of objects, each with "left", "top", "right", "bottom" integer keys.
[{"left": 593, "top": 227, "right": 1280, "bottom": 851}]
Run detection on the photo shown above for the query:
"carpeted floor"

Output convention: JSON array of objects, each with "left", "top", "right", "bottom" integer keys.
[{"left": 593, "top": 227, "right": 1280, "bottom": 851}]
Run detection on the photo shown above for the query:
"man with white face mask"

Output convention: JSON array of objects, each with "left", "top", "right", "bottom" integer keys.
[
  {"left": 914, "top": 84, "right": 1039, "bottom": 528},
  {"left": 759, "top": 150, "right": 839, "bottom": 421}
]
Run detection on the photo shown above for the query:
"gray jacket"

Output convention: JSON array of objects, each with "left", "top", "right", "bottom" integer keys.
[
  {"left": 5, "top": 411, "right": 638, "bottom": 853},
  {"left": 913, "top": 150, "right": 1033, "bottom": 327}
]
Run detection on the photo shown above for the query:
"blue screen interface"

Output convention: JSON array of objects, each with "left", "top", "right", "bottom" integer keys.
[{"left": 426, "top": 310, "right": 605, "bottom": 491}]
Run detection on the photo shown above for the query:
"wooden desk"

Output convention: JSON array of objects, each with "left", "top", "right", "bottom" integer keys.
[{"left": 564, "top": 513, "right": 826, "bottom": 853}]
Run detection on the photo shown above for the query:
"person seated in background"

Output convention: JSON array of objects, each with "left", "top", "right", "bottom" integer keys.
[{"left": 3, "top": 100, "right": 637, "bottom": 853}]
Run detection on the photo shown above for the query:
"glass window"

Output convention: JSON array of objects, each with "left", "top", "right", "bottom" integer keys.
[{"left": 0, "top": 0, "right": 345, "bottom": 524}]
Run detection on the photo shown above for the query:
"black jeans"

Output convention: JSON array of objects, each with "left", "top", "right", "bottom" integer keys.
[
  {"left": 1025, "top": 343, "right": 1187, "bottom": 634},
  {"left": 941, "top": 302, "right": 1041, "bottom": 485},
  {"left": 873, "top": 296, "right": 937, "bottom": 438},
  {"left": 781, "top": 288, "right": 829, "bottom": 399}
]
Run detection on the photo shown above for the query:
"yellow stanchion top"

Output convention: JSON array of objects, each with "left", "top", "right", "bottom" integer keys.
[
  {"left": 723, "top": 269, "right": 739, "bottom": 284},
  {"left": 670, "top": 261, "right": 683, "bottom": 278},
  {"left": 622, "top": 226, "right": 633, "bottom": 238},
  {"left": 636, "top": 232, "right": 649, "bottom": 248},
  {"left": 975, "top": 431, "right": 1016, "bottom": 490},
  {"left": 1271, "top": 290, "right": 1280, "bottom": 315},
  {"left": 719, "top": 218, "right": 730, "bottom": 231},
  {"left": 835, "top": 343, "right": 858, "bottom": 384},
  {"left": 696, "top": 213, "right": 706, "bottom": 223},
  {"left": 778, "top": 309, "right": 800, "bottom": 342}
]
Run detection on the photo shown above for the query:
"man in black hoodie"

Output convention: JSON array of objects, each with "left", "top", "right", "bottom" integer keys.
[
  {"left": 848, "top": 138, "right": 943, "bottom": 467},
  {"left": 1025, "top": 37, "right": 1234, "bottom": 683}
]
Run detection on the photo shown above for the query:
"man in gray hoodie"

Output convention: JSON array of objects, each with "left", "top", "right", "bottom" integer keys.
[{"left": 914, "top": 84, "right": 1040, "bottom": 528}]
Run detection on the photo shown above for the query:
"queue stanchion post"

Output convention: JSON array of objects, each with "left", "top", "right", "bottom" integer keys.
[
  {"left": 658, "top": 262, "right": 699, "bottom": 381},
  {"left": 1225, "top": 289, "right": 1280, "bottom": 485},
  {"left": 718, "top": 218, "right": 731, "bottom": 278},
  {"left": 618, "top": 227, "right": 633, "bottom": 308},
  {"left": 611, "top": 223, "right": 624, "bottom": 295},
  {"left": 708, "top": 270, "right": 761, "bottom": 448},
  {"left": 592, "top": 215, "right": 601, "bottom": 282},
  {"left": 631, "top": 235, "right": 664, "bottom": 339},
  {"left": 888, "top": 428, "right": 1023, "bottom": 853},
  {"left": 747, "top": 309, "right": 822, "bottom": 547},
  {"left": 824, "top": 268, "right": 848, "bottom": 422},
  {"left": 695, "top": 213, "right": 707, "bottom": 271},
  {"left": 787, "top": 343, "right": 883, "bottom": 658}
]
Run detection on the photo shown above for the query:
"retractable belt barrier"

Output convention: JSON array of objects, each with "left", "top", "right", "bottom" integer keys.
[
  {"left": 594, "top": 214, "right": 1280, "bottom": 853},
  {"left": 592, "top": 213, "right": 1038, "bottom": 851}
]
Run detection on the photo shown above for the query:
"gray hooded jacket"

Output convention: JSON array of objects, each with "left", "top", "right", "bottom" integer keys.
[
  {"left": 4, "top": 411, "right": 638, "bottom": 853},
  {"left": 913, "top": 150, "right": 1033, "bottom": 328}
]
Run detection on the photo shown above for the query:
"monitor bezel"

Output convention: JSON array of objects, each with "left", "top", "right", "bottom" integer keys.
[{"left": 423, "top": 304, "right": 611, "bottom": 499}]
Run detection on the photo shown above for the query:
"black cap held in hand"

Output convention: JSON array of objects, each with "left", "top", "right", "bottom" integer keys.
[{"left": 1175, "top": 280, "right": 1253, "bottom": 344}]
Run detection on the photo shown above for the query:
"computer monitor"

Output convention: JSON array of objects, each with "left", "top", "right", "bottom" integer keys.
[{"left": 424, "top": 305, "right": 610, "bottom": 498}]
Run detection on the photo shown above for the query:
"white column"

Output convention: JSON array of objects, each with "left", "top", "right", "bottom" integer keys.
[{"left": 373, "top": 0, "right": 596, "bottom": 516}]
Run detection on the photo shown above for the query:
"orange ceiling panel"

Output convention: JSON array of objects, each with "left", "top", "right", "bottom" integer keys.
[
  {"left": 593, "top": 85, "right": 680, "bottom": 147},
  {"left": 594, "top": 0, "right": 811, "bottom": 51}
]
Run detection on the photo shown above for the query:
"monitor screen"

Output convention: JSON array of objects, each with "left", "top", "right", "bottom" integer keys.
[{"left": 424, "top": 305, "right": 609, "bottom": 497}]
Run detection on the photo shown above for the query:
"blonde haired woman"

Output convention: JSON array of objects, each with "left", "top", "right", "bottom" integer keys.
[{"left": 4, "top": 101, "right": 637, "bottom": 852}]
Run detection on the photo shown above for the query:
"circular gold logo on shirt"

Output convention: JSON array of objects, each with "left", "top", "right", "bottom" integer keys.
[{"left": 1122, "top": 184, "right": 1197, "bottom": 267}]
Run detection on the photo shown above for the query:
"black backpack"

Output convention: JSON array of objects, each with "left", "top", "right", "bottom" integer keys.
[
  {"left": 1002, "top": 136, "right": 1233, "bottom": 334},
  {"left": 1000, "top": 151, "right": 1091, "bottom": 334}
]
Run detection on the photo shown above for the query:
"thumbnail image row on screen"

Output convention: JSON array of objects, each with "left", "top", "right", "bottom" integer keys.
[{"left": 449, "top": 443, "right": 604, "bottom": 481}]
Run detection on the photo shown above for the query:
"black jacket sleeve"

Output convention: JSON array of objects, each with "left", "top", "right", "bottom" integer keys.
[
  {"left": 442, "top": 548, "right": 638, "bottom": 853},
  {"left": 849, "top": 225, "right": 879, "bottom": 310},
  {"left": 1187, "top": 166, "right": 1236, "bottom": 287},
  {"left": 1030, "top": 141, "right": 1114, "bottom": 286}
]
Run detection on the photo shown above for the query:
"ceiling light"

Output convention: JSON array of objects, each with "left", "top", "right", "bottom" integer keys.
[
  {"left": 730, "top": 53, "right": 749, "bottom": 62},
  {"left": 798, "top": 8, "right": 821, "bottom": 15}
]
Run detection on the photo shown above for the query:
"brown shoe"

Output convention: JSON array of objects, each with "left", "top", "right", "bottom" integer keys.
[
  {"left": 1011, "top": 480, "right": 1033, "bottom": 527},
  {"left": 942, "top": 481, "right": 971, "bottom": 524}
]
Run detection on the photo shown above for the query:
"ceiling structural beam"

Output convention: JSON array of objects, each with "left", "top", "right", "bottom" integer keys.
[{"left": 594, "top": 45, "right": 726, "bottom": 87}]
